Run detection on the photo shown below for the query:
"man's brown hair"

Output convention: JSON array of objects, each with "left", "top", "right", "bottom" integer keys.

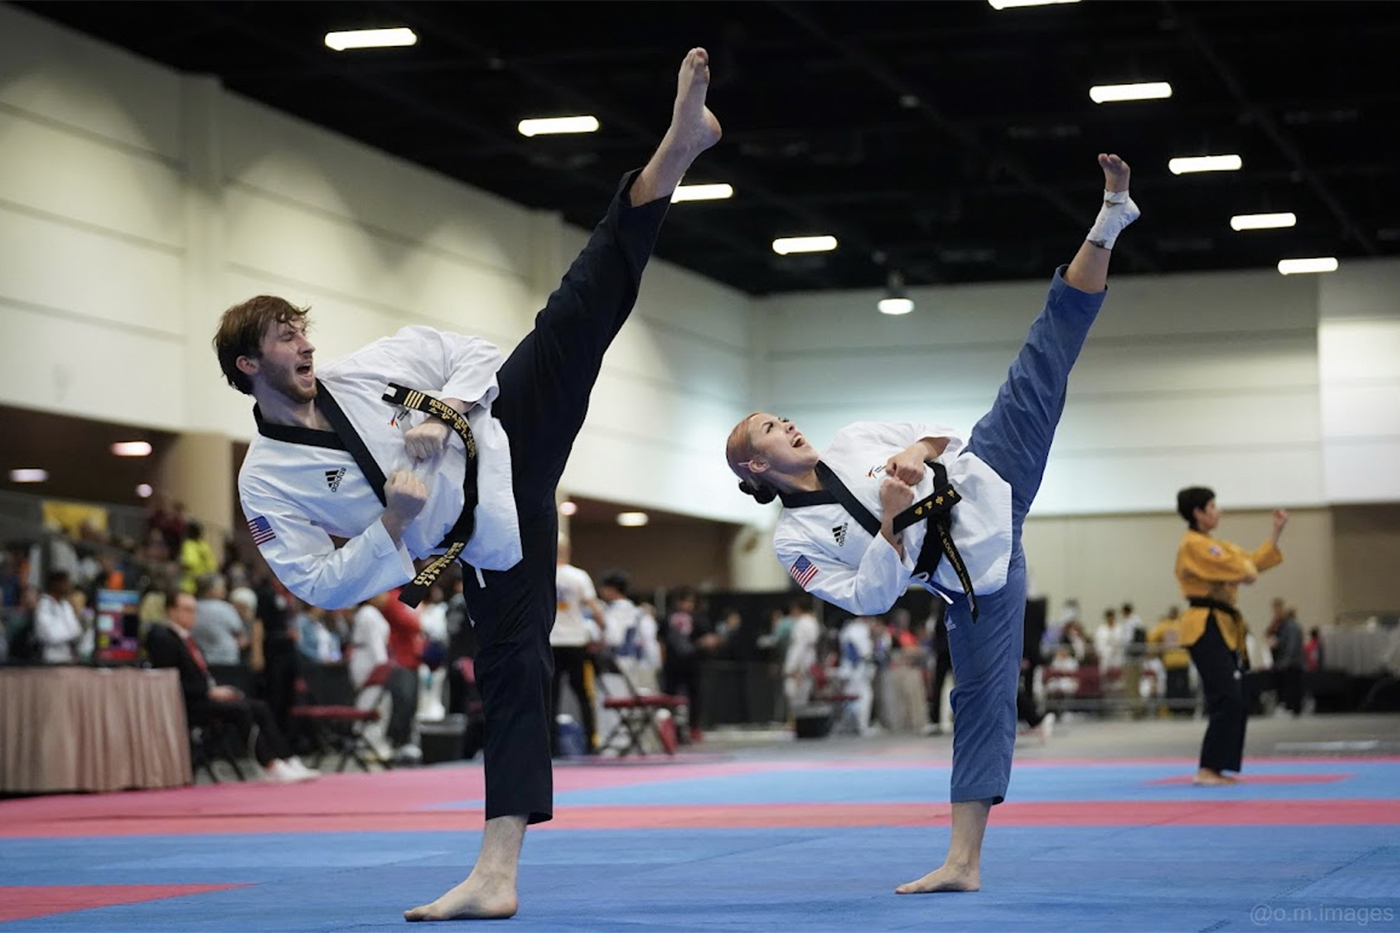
[{"left": 213, "top": 296, "right": 310, "bottom": 394}]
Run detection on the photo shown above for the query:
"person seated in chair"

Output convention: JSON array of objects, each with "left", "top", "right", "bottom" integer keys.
[{"left": 145, "top": 589, "right": 318, "bottom": 783}]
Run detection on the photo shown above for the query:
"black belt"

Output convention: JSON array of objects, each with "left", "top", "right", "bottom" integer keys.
[
  {"left": 1187, "top": 597, "right": 1239, "bottom": 618},
  {"left": 892, "top": 462, "right": 978, "bottom": 622},
  {"left": 381, "top": 383, "right": 479, "bottom": 608},
  {"left": 811, "top": 460, "right": 978, "bottom": 622}
]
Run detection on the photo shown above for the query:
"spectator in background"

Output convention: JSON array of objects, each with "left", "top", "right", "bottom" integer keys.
[
  {"left": 35, "top": 570, "right": 82, "bottom": 664},
  {"left": 254, "top": 573, "right": 299, "bottom": 738},
  {"left": 382, "top": 587, "right": 425, "bottom": 762},
  {"left": 192, "top": 574, "right": 248, "bottom": 666},
  {"left": 179, "top": 522, "right": 218, "bottom": 595},
  {"left": 1304, "top": 627, "right": 1324, "bottom": 673},
  {"left": 663, "top": 587, "right": 716, "bottom": 741},
  {"left": 228, "top": 585, "right": 260, "bottom": 668},
  {"left": 552, "top": 536, "right": 604, "bottom": 756},
  {"left": 924, "top": 604, "right": 952, "bottom": 736},
  {"left": 598, "top": 571, "right": 642, "bottom": 658},
  {"left": 839, "top": 615, "right": 878, "bottom": 735},
  {"left": 1267, "top": 598, "right": 1304, "bottom": 716},
  {"left": 1148, "top": 606, "right": 1193, "bottom": 717},
  {"left": 782, "top": 595, "right": 821, "bottom": 715},
  {"left": 296, "top": 605, "right": 343, "bottom": 663},
  {"left": 146, "top": 589, "right": 317, "bottom": 784},
  {"left": 1094, "top": 607, "right": 1126, "bottom": 672}
]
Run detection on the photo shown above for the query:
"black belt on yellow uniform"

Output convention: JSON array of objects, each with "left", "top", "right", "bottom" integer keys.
[
  {"left": 382, "top": 382, "right": 478, "bottom": 608},
  {"left": 892, "top": 461, "right": 978, "bottom": 622},
  {"left": 812, "top": 459, "right": 978, "bottom": 622},
  {"left": 1188, "top": 597, "right": 1246, "bottom": 664}
]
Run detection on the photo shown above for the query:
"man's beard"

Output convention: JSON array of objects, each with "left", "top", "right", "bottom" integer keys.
[{"left": 269, "top": 366, "right": 317, "bottom": 404}]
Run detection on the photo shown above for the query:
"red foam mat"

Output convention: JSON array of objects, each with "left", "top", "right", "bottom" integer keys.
[
  {"left": 0, "top": 884, "right": 248, "bottom": 922},
  {"left": 5, "top": 799, "right": 1397, "bottom": 837}
]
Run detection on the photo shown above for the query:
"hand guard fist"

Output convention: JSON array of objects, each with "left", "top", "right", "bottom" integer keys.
[{"left": 404, "top": 420, "right": 450, "bottom": 462}]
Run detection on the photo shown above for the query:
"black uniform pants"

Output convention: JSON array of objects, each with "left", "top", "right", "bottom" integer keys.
[
  {"left": 202, "top": 697, "right": 291, "bottom": 766},
  {"left": 460, "top": 171, "right": 668, "bottom": 823},
  {"left": 1189, "top": 616, "right": 1247, "bottom": 773}
]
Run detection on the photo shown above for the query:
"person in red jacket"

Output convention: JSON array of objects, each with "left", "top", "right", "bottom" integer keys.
[{"left": 380, "top": 588, "right": 425, "bottom": 761}]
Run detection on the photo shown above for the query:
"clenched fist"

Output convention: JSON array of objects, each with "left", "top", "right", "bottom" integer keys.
[
  {"left": 404, "top": 419, "right": 450, "bottom": 462},
  {"left": 885, "top": 449, "right": 927, "bottom": 485},
  {"left": 385, "top": 470, "right": 428, "bottom": 523},
  {"left": 880, "top": 476, "right": 915, "bottom": 518}
]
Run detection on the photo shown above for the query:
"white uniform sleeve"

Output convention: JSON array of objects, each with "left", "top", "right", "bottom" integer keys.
[
  {"left": 241, "top": 478, "right": 416, "bottom": 610},
  {"left": 847, "top": 421, "right": 964, "bottom": 459},
  {"left": 355, "top": 326, "right": 504, "bottom": 407},
  {"left": 774, "top": 532, "right": 912, "bottom": 617}
]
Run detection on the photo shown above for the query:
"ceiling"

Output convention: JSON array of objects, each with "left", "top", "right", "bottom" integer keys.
[
  {"left": 15, "top": 1, "right": 1399, "bottom": 294},
  {"left": 0, "top": 404, "right": 174, "bottom": 507}
]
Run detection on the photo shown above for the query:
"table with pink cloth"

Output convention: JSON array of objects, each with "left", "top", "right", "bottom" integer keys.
[{"left": 0, "top": 666, "right": 192, "bottom": 793}]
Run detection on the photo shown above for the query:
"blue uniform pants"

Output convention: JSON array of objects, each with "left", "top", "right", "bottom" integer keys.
[{"left": 947, "top": 265, "right": 1106, "bottom": 803}]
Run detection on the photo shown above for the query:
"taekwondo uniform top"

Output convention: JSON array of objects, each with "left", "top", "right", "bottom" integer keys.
[
  {"left": 239, "top": 325, "right": 521, "bottom": 610},
  {"left": 773, "top": 421, "right": 1013, "bottom": 617}
]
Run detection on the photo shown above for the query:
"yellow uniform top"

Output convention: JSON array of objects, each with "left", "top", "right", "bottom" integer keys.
[
  {"left": 1147, "top": 617, "right": 1191, "bottom": 669},
  {"left": 1173, "top": 530, "right": 1282, "bottom": 651}
]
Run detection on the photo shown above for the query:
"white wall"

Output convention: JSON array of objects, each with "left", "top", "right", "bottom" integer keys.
[
  {"left": 760, "top": 265, "right": 1328, "bottom": 515},
  {"left": 1317, "top": 259, "right": 1400, "bottom": 504},
  {"left": 0, "top": 5, "right": 754, "bottom": 524}
]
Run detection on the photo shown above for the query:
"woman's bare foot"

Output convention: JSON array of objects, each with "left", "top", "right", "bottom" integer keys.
[
  {"left": 665, "top": 47, "right": 722, "bottom": 158},
  {"left": 1099, "top": 152, "right": 1130, "bottom": 193},
  {"left": 403, "top": 873, "right": 518, "bottom": 922},
  {"left": 1192, "top": 768, "right": 1238, "bottom": 786},
  {"left": 895, "top": 862, "right": 980, "bottom": 895}
]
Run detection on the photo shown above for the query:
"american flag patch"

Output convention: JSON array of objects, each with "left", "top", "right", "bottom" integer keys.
[
  {"left": 248, "top": 515, "right": 277, "bottom": 546},
  {"left": 789, "top": 555, "right": 819, "bottom": 587}
]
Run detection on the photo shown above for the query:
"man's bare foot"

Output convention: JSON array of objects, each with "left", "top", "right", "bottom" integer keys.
[
  {"left": 1192, "top": 768, "right": 1237, "bottom": 786},
  {"left": 895, "top": 863, "right": 980, "bottom": 894},
  {"left": 665, "top": 47, "right": 722, "bottom": 158},
  {"left": 1099, "top": 152, "right": 1130, "bottom": 193},
  {"left": 403, "top": 873, "right": 518, "bottom": 922}
]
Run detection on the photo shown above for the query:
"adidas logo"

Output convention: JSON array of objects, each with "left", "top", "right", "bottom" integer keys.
[
  {"left": 325, "top": 467, "right": 346, "bottom": 492},
  {"left": 832, "top": 522, "right": 848, "bottom": 546}
]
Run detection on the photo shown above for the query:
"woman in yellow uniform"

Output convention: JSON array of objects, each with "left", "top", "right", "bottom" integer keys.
[{"left": 1174, "top": 487, "right": 1289, "bottom": 785}]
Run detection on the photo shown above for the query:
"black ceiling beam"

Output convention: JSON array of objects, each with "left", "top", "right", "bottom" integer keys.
[
  {"left": 769, "top": 0, "right": 1156, "bottom": 274},
  {"left": 1163, "top": 1, "right": 1378, "bottom": 255}
]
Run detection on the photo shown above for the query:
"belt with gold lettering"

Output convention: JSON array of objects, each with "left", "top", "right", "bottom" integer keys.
[
  {"left": 893, "top": 462, "right": 978, "bottom": 622},
  {"left": 382, "top": 382, "right": 478, "bottom": 608}
]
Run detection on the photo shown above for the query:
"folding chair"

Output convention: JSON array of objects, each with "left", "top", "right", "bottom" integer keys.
[
  {"left": 189, "top": 716, "right": 248, "bottom": 783},
  {"left": 289, "top": 662, "right": 394, "bottom": 772},
  {"left": 594, "top": 653, "right": 687, "bottom": 757}
]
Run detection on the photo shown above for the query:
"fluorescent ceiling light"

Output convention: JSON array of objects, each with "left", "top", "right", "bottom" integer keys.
[
  {"left": 1089, "top": 82, "right": 1172, "bottom": 104},
  {"left": 324, "top": 28, "right": 417, "bottom": 51},
  {"left": 111, "top": 441, "right": 152, "bottom": 457},
  {"left": 988, "top": 0, "right": 1080, "bottom": 8},
  {"left": 672, "top": 183, "right": 734, "bottom": 203},
  {"left": 1278, "top": 257, "right": 1338, "bottom": 275},
  {"left": 616, "top": 511, "right": 649, "bottom": 527},
  {"left": 136, "top": 484, "right": 154, "bottom": 498},
  {"left": 1230, "top": 212, "right": 1297, "bottom": 231},
  {"left": 878, "top": 297, "right": 915, "bottom": 316},
  {"left": 559, "top": 501, "right": 578, "bottom": 516},
  {"left": 517, "top": 116, "right": 600, "bottom": 137},
  {"left": 9, "top": 468, "right": 48, "bottom": 483},
  {"left": 772, "top": 235, "right": 838, "bottom": 255},
  {"left": 1169, "top": 154, "right": 1243, "bottom": 175}
]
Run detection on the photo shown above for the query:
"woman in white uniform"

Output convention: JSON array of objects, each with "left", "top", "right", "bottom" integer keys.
[{"left": 726, "top": 154, "right": 1139, "bottom": 894}]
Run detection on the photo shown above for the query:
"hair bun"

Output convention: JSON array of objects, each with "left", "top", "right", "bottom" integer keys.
[{"left": 738, "top": 479, "right": 778, "bottom": 505}]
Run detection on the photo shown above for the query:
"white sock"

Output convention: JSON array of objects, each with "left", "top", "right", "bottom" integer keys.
[{"left": 1086, "top": 188, "right": 1141, "bottom": 250}]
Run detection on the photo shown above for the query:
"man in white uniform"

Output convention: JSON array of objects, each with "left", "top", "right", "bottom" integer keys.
[{"left": 214, "top": 49, "right": 721, "bottom": 922}]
